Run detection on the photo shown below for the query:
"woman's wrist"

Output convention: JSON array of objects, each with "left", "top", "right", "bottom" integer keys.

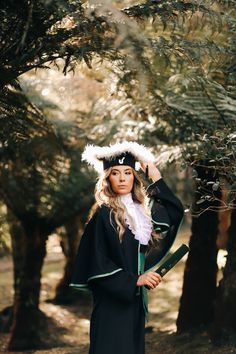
[{"left": 150, "top": 172, "right": 162, "bottom": 182}]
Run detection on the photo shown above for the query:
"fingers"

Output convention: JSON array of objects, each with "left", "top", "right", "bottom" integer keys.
[
  {"left": 149, "top": 272, "right": 162, "bottom": 282},
  {"left": 140, "top": 162, "right": 147, "bottom": 173},
  {"left": 145, "top": 272, "right": 162, "bottom": 289},
  {"left": 137, "top": 272, "right": 162, "bottom": 288},
  {"left": 140, "top": 161, "right": 155, "bottom": 171}
]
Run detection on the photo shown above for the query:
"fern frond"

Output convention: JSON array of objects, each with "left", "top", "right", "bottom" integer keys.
[
  {"left": 166, "top": 76, "right": 236, "bottom": 128},
  {"left": 123, "top": 0, "right": 222, "bottom": 32}
]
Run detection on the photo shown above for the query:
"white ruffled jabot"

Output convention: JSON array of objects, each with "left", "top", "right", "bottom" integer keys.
[{"left": 120, "top": 193, "right": 152, "bottom": 245}]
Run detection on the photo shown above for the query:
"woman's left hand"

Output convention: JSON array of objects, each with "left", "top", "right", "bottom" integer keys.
[{"left": 140, "top": 161, "right": 162, "bottom": 182}]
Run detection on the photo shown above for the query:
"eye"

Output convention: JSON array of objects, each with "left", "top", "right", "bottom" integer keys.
[
  {"left": 111, "top": 171, "right": 118, "bottom": 176},
  {"left": 125, "top": 171, "right": 132, "bottom": 175}
]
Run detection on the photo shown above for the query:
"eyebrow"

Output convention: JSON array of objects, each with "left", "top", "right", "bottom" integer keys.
[{"left": 111, "top": 168, "right": 132, "bottom": 172}]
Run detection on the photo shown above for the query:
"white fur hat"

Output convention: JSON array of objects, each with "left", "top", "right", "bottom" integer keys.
[{"left": 82, "top": 141, "right": 155, "bottom": 173}]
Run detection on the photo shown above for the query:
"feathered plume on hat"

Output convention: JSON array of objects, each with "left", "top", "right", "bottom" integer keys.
[{"left": 82, "top": 141, "right": 155, "bottom": 173}]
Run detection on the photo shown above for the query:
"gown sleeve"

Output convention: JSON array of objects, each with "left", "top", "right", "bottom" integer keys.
[
  {"left": 144, "top": 178, "right": 184, "bottom": 272},
  {"left": 69, "top": 206, "right": 139, "bottom": 302}
]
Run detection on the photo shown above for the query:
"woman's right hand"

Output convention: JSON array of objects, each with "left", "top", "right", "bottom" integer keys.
[{"left": 137, "top": 272, "right": 162, "bottom": 289}]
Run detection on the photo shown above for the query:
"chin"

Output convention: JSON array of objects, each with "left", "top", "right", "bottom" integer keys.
[{"left": 117, "top": 190, "right": 130, "bottom": 195}]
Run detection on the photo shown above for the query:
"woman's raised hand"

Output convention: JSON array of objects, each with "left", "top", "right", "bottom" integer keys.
[
  {"left": 137, "top": 271, "right": 162, "bottom": 290},
  {"left": 140, "top": 161, "right": 162, "bottom": 182}
]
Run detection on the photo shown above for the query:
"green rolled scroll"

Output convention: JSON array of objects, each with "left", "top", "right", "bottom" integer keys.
[{"left": 155, "top": 244, "right": 189, "bottom": 277}]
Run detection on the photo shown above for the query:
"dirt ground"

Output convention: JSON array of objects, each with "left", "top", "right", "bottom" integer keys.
[{"left": 1, "top": 227, "right": 236, "bottom": 354}]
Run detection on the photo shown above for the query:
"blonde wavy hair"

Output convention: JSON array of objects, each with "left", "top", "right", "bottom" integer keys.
[{"left": 90, "top": 166, "right": 156, "bottom": 242}]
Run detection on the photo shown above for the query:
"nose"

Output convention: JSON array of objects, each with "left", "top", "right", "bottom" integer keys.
[{"left": 119, "top": 173, "right": 125, "bottom": 181}]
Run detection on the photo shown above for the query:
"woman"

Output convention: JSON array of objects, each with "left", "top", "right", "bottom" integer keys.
[{"left": 70, "top": 141, "right": 184, "bottom": 354}]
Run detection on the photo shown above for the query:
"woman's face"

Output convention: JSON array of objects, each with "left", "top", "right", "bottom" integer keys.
[{"left": 108, "top": 165, "right": 134, "bottom": 195}]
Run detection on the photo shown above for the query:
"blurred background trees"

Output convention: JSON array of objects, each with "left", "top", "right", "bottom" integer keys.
[{"left": 0, "top": 0, "right": 235, "bottom": 351}]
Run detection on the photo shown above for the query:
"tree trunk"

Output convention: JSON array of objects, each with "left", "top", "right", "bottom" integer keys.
[
  {"left": 53, "top": 216, "right": 83, "bottom": 304},
  {"left": 8, "top": 211, "right": 25, "bottom": 298},
  {"left": 8, "top": 219, "right": 47, "bottom": 351},
  {"left": 210, "top": 200, "right": 236, "bottom": 344},
  {"left": 0, "top": 209, "right": 25, "bottom": 333},
  {"left": 177, "top": 167, "right": 219, "bottom": 332}
]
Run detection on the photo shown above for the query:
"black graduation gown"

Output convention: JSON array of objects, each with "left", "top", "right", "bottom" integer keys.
[{"left": 70, "top": 178, "right": 184, "bottom": 354}]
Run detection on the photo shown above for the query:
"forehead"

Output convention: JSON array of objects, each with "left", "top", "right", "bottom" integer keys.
[{"left": 110, "top": 165, "right": 133, "bottom": 172}]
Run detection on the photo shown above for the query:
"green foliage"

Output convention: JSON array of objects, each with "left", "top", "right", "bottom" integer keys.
[
  {"left": 0, "top": 0, "right": 235, "bottom": 227},
  {"left": 0, "top": 81, "right": 94, "bottom": 230},
  {"left": 0, "top": 85, "right": 58, "bottom": 157},
  {"left": 182, "top": 129, "right": 236, "bottom": 182},
  {"left": 0, "top": 0, "right": 111, "bottom": 86}
]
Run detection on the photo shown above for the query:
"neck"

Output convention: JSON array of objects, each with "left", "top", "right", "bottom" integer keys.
[
  {"left": 120, "top": 192, "right": 132, "bottom": 198},
  {"left": 120, "top": 193, "right": 133, "bottom": 205}
]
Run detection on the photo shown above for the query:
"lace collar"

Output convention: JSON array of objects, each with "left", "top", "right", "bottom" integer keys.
[{"left": 120, "top": 193, "right": 152, "bottom": 245}]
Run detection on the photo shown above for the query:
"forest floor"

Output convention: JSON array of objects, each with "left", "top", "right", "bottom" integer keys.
[{"left": 0, "top": 226, "right": 236, "bottom": 354}]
